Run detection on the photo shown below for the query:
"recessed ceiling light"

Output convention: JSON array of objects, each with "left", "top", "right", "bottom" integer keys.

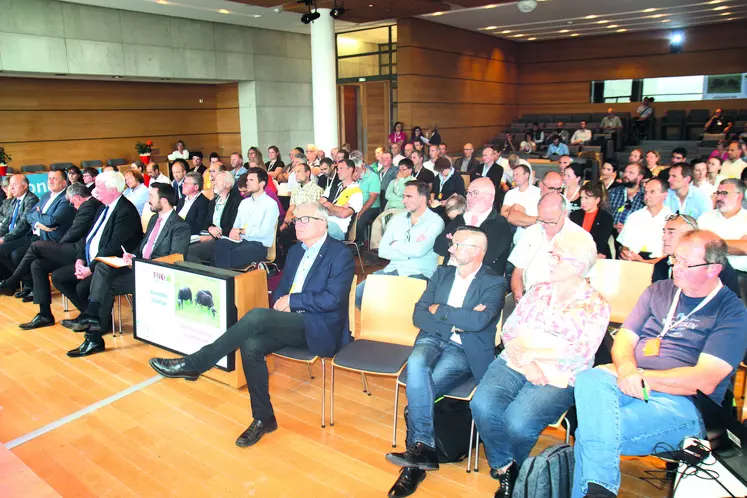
[
  {"left": 513, "top": 34, "right": 524, "bottom": 38},
  {"left": 607, "top": 24, "right": 618, "bottom": 28},
  {"left": 156, "top": 0, "right": 168, "bottom": 4},
  {"left": 113, "top": 76, "right": 121, "bottom": 79},
  {"left": 252, "top": 14, "right": 261, "bottom": 18},
  {"left": 482, "top": 4, "right": 498, "bottom": 8},
  {"left": 709, "top": 0, "right": 725, "bottom": 3},
  {"left": 719, "top": 12, "right": 732, "bottom": 15},
  {"left": 617, "top": 28, "right": 627, "bottom": 32},
  {"left": 482, "top": 26, "right": 498, "bottom": 30},
  {"left": 585, "top": 15, "right": 598, "bottom": 19},
  {"left": 559, "top": 29, "right": 569, "bottom": 33},
  {"left": 528, "top": 37, "right": 537, "bottom": 40},
  {"left": 431, "top": 11, "right": 444, "bottom": 16},
  {"left": 643, "top": 8, "right": 657, "bottom": 12},
  {"left": 649, "top": 14, "right": 664, "bottom": 18},
  {"left": 727, "top": 17, "right": 742, "bottom": 20},
  {"left": 597, "top": 20, "right": 610, "bottom": 24},
  {"left": 368, "top": 4, "right": 373, "bottom": 7},
  {"left": 571, "top": 33, "right": 579, "bottom": 37},
  {"left": 274, "top": 7, "right": 282, "bottom": 12},
  {"left": 218, "top": 9, "right": 230, "bottom": 14},
  {"left": 661, "top": 19, "right": 671, "bottom": 23},
  {"left": 502, "top": 30, "right": 512, "bottom": 34},
  {"left": 713, "top": 6, "right": 729, "bottom": 10}
]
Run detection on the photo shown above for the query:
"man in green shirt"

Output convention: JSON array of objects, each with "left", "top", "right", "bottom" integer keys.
[{"left": 354, "top": 157, "right": 381, "bottom": 246}]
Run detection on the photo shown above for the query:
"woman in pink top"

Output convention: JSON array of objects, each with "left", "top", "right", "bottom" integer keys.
[
  {"left": 388, "top": 121, "right": 406, "bottom": 149},
  {"left": 470, "top": 229, "right": 610, "bottom": 492}
]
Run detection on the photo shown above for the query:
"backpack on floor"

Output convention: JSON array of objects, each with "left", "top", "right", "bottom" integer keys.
[
  {"left": 403, "top": 397, "right": 473, "bottom": 462},
  {"left": 514, "top": 444, "right": 575, "bottom": 498}
]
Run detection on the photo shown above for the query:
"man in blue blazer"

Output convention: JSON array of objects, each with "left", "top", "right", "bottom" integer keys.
[
  {"left": 386, "top": 226, "right": 506, "bottom": 497},
  {"left": 149, "top": 201, "right": 355, "bottom": 447}
]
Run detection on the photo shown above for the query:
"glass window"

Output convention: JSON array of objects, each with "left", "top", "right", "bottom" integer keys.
[
  {"left": 591, "top": 73, "right": 747, "bottom": 103},
  {"left": 603, "top": 79, "right": 632, "bottom": 103},
  {"left": 643, "top": 75, "right": 704, "bottom": 102}
]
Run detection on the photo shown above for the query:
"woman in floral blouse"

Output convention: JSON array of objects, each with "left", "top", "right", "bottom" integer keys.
[{"left": 470, "top": 228, "right": 610, "bottom": 496}]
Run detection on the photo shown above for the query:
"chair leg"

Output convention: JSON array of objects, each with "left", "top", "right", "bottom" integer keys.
[
  {"left": 307, "top": 363, "right": 315, "bottom": 380},
  {"left": 111, "top": 309, "right": 116, "bottom": 336},
  {"left": 362, "top": 373, "right": 372, "bottom": 396},
  {"left": 392, "top": 383, "right": 400, "bottom": 448},
  {"left": 62, "top": 295, "right": 69, "bottom": 312},
  {"left": 117, "top": 295, "right": 122, "bottom": 336},
  {"left": 467, "top": 419, "right": 475, "bottom": 473},
  {"left": 354, "top": 245, "right": 364, "bottom": 273},
  {"left": 321, "top": 359, "right": 326, "bottom": 429},
  {"left": 474, "top": 431, "right": 480, "bottom": 472},
  {"left": 330, "top": 364, "right": 336, "bottom": 426}
]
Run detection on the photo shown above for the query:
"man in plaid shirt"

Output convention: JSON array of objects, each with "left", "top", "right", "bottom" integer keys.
[{"left": 608, "top": 163, "right": 646, "bottom": 233}]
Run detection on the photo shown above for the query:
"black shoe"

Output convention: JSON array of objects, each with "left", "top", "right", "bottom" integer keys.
[
  {"left": 236, "top": 418, "right": 278, "bottom": 447},
  {"left": 148, "top": 358, "right": 200, "bottom": 381},
  {"left": 66, "top": 334, "right": 105, "bottom": 358},
  {"left": 388, "top": 468, "right": 426, "bottom": 498},
  {"left": 583, "top": 483, "right": 617, "bottom": 498},
  {"left": 14, "top": 286, "right": 31, "bottom": 299},
  {"left": 386, "top": 442, "right": 440, "bottom": 471},
  {"left": 22, "top": 292, "right": 33, "bottom": 303},
  {"left": 19, "top": 314, "right": 55, "bottom": 330},
  {"left": 61, "top": 317, "right": 81, "bottom": 330},
  {"left": 71, "top": 315, "right": 100, "bottom": 332},
  {"left": 0, "top": 281, "right": 15, "bottom": 296},
  {"left": 493, "top": 462, "right": 519, "bottom": 498}
]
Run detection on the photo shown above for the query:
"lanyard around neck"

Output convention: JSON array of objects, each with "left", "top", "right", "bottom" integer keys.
[{"left": 659, "top": 281, "right": 722, "bottom": 339}]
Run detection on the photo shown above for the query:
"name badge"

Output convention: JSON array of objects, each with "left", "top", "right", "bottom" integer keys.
[{"left": 643, "top": 337, "right": 661, "bottom": 357}]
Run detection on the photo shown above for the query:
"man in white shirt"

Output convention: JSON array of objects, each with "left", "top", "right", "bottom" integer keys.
[
  {"left": 618, "top": 177, "right": 671, "bottom": 261},
  {"left": 664, "top": 163, "right": 713, "bottom": 219},
  {"left": 698, "top": 178, "right": 747, "bottom": 303},
  {"left": 167, "top": 140, "right": 189, "bottom": 162},
  {"left": 171, "top": 160, "right": 187, "bottom": 202},
  {"left": 721, "top": 141, "right": 747, "bottom": 179},
  {"left": 146, "top": 162, "right": 170, "bottom": 185},
  {"left": 177, "top": 171, "right": 210, "bottom": 235},
  {"left": 501, "top": 164, "right": 541, "bottom": 244},
  {"left": 212, "top": 167, "right": 278, "bottom": 269},
  {"left": 506, "top": 171, "right": 563, "bottom": 230},
  {"left": 508, "top": 192, "right": 592, "bottom": 300},
  {"left": 423, "top": 144, "right": 439, "bottom": 173},
  {"left": 391, "top": 142, "right": 405, "bottom": 167},
  {"left": 319, "top": 159, "right": 363, "bottom": 241},
  {"left": 570, "top": 121, "right": 592, "bottom": 145}
]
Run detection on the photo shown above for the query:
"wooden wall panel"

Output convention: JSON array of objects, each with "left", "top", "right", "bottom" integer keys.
[
  {"left": 518, "top": 99, "right": 747, "bottom": 120},
  {"left": 398, "top": 47, "right": 520, "bottom": 82},
  {"left": 361, "top": 81, "right": 390, "bottom": 163},
  {"left": 398, "top": 75, "right": 518, "bottom": 104}
]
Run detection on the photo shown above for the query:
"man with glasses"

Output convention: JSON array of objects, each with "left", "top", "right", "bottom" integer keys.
[
  {"left": 385, "top": 226, "right": 505, "bottom": 498},
  {"left": 455, "top": 143, "right": 480, "bottom": 174},
  {"left": 608, "top": 163, "right": 646, "bottom": 234},
  {"left": 508, "top": 192, "right": 592, "bottom": 301},
  {"left": 435, "top": 178, "right": 512, "bottom": 277},
  {"left": 150, "top": 202, "right": 355, "bottom": 448},
  {"left": 319, "top": 159, "right": 363, "bottom": 241},
  {"left": 571, "top": 230, "right": 747, "bottom": 498},
  {"left": 176, "top": 171, "right": 209, "bottom": 236},
  {"left": 698, "top": 178, "right": 747, "bottom": 303},
  {"left": 618, "top": 178, "right": 671, "bottom": 262},
  {"left": 506, "top": 171, "right": 562, "bottom": 234},
  {"left": 355, "top": 181, "right": 443, "bottom": 308}
]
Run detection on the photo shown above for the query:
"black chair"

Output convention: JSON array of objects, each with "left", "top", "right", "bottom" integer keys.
[
  {"left": 659, "top": 110, "right": 686, "bottom": 140},
  {"left": 81, "top": 160, "right": 103, "bottom": 169},
  {"left": 107, "top": 158, "right": 127, "bottom": 167},
  {"left": 554, "top": 114, "right": 572, "bottom": 123},
  {"left": 573, "top": 113, "right": 591, "bottom": 123},
  {"left": 49, "top": 162, "right": 74, "bottom": 171},
  {"left": 685, "top": 109, "right": 711, "bottom": 140},
  {"left": 21, "top": 164, "right": 46, "bottom": 173},
  {"left": 4, "top": 166, "right": 14, "bottom": 174},
  {"left": 591, "top": 112, "right": 609, "bottom": 122}
]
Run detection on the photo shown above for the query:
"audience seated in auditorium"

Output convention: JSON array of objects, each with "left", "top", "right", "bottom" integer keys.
[
  {"left": 123, "top": 169, "right": 150, "bottom": 215},
  {"left": 438, "top": 143, "right": 453, "bottom": 166},
  {"left": 0, "top": 178, "right": 13, "bottom": 218},
  {"left": 435, "top": 178, "right": 511, "bottom": 277},
  {"left": 230, "top": 152, "right": 248, "bottom": 180},
  {"left": 188, "top": 171, "right": 241, "bottom": 265},
  {"left": 167, "top": 140, "right": 189, "bottom": 162},
  {"left": 317, "top": 157, "right": 340, "bottom": 197},
  {"left": 653, "top": 213, "right": 741, "bottom": 296},
  {"left": 570, "top": 182, "right": 615, "bottom": 259},
  {"left": 66, "top": 166, "right": 83, "bottom": 186},
  {"left": 176, "top": 171, "right": 210, "bottom": 236},
  {"left": 47, "top": 172, "right": 142, "bottom": 331},
  {"left": 506, "top": 171, "right": 562, "bottom": 230},
  {"left": 82, "top": 167, "right": 98, "bottom": 192},
  {"left": 608, "top": 163, "right": 646, "bottom": 234},
  {"left": 572, "top": 230, "right": 747, "bottom": 498},
  {"left": 403, "top": 143, "right": 414, "bottom": 161},
  {"left": 570, "top": 121, "right": 592, "bottom": 145},
  {"left": 356, "top": 181, "right": 443, "bottom": 308},
  {"left": 563, "top": 163, "right": 584, "bottom": 214},
  {"left": 353, "top": 156, "right": 381, "bottom": 245},
  {"left": 721, "top": 141, "right": 747, "bottom": 179},
  {"left": 0, "top": 175, "right": 40, "bottom": 286},
  {"left": 147, "top": 162, "right": 170, "bottom": 185},
  {"left": 206, "top": 160, "right": 228, "bottom": 192},
  {"left": 705, "top": 108, "right": 732, "bottom": 135},
  {"left": 697, "top": 178, "right": 747, "bottom": 303},
  {"left": 530, "top": 123, "right": 544, "bottom": 144},
  {"left": 600, "top": 161, "right": 619, "bottom": 191},
  {"left": 411, "top": 150, "right": 435, "bottom": 191},
  {"left": 471, "top": 147, "right": 504, "bottom": 195},
  {"left": 422, "top": 125, "right": 442, "bottom": 146},
  {"left": 68, "top": 183, "right": 190, "bottom": 357},
  {"left": 191, "top": 151, "right": 206, "bottom": 175},
  {"left": 430, "top": 158, "right": 466, "bottom": 218},
  {"left": 509, "top": 192, "right": 593, "bottom": 301},
  {"left": 0, "top": 182, "right": 101, "bottom": 304},
  {"left": 391, "top": 143, "right": 405, "bottom": 167},
  {"left": 632, "top": 96, "right": 654, "bottom": 140},
  {"left": 455, "top": 143, "right": 480, "bottom": 173},
  {"left": 557, "top": 154, "right": 573, "bottom": 173},
  {"left": 319, "top": 159, "right": 362, "bottom": 241},
  {"left": 375, "top": 152, "right": 398, "bottom": 210},
  {"left": 276, "top": 164, "right": 323, "bottom": 267},
  {"left": 247, "top": 147, "right": 264, "bottom": 169},
  {"left": 664, "top": 163, "right": 712, "bottom": 219},
  {"left": 551, "top": 122, "right": 569, "bottom": 144},
  {"left": 501, "top": 154, "right": 533, "bottom": 188},
  {"left": 385, "top": 226, "right": 504, "bottom": 498},
  {"left": 502, "top": 133, "right": 517, "bottom": 153},
  {"left": 370, "top": 146, "right": 384, "bottom": 171},
  {"left": 368, "top": 159, "right": 413, "bottom": 252},
  {"left": 519, "top": 133, "right": 536, "bottom": 154},
  {"left": 150, "top": 202, "right": 355, "bottom": 447},
  {"left": 444, "top": 194, "right": 467, "bottom": 220},
  {"left": 547, "top": 135, "right": 569, "bottom": 156},
  {"left": 410, "top": 125, "right": 424, "bottom": 145},
  {"left": 388, "top": 121, "right": 406, "bottom": 150},
  {"left": 472, "top": 229, "right": 609, "bottom": 498},
  {"left": 212, "top": 168, "right": 278, "bottom": 269},
  {"left": 691, "top": 158, "right": 716, "bottom": 198},
  {"left": 131, "top": 162, "right": 151, "bottom": 187},
  {"left": 266, "top": 146, "right": 285, "bottom": 179},
  {"left": 709, "top": 140, "right": 728, "bottom": 163},
  {"left": 628, "top": 148, "right": 643, "bottom": 165},
  {"left": 600, "top": 108, "right": 623, "bottom": 132},
  {"left": 171, "top": 159, "right": 187, "bottom": 202},
  {"left": 423, "top": 144, "right": 439, "bottom": 173},
  {"left": 644, "top": 150, "right": 663, "bottom": 178},
  {"left": 618, "top": 177, "right": 671, "bottom": 262},
  {"left": 502, "top": 164, "right": 541, "bottom": 245}
]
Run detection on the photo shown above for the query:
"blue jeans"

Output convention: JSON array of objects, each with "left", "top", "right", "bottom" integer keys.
[
  {"left": 406, "top": 332, "right": 473, "bottom": 449},
  {"left": 355, "top": 270, "right": 428, "bottom": 309},
  {"left": 571, "top": 368, "right": 705, "bottom": 497},
  {"left": 328, "top": 221, "right": 345, "bottom": 240},
  {"left": 471, "top": 357, "right": 575, "bottom": 469}
]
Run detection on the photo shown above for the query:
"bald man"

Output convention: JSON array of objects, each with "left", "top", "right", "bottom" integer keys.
[
  {"left": 455, "top": 143, "right": 480, "bottom": 174},
  {"left": 506, "top": 170, "right": 562, "bottom": 228},
  {"left": 435, "top": 177, "right": 512, "bottom": 277},
  {"left": 385, "top": 226, "right": 505, "bottom": 497}
]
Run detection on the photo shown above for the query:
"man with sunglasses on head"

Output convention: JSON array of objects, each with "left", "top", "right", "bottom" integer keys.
[
  {"left": 149, "top": 202, "right": 355, "bottom": 447},
  {"left": 608, "top": 163, "right": 646, "bottom": 234},
  {"left": 698, "top": 178, "right": 747, "bottom": 304}
]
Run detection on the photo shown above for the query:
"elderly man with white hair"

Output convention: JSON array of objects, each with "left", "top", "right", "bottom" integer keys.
[{"left": 472, "top": 228, "right": 610, "bottom": 498}]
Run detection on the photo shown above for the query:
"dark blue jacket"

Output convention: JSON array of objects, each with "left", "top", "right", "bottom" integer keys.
[
  {"left": 26, "top": 191, "right": 75, "bottom": 242},
  {"left": 413, "top": 265, "right": 506, "bottom": 382},
  {"left": 274, "top": 236, "right": 355, "bottom": 357}
]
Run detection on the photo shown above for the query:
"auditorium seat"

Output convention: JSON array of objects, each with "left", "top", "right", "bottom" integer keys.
[
  {"left": 21, "top": 164, "right": 45, "bottom": 173},
  {"left": 49, "top": 162, "right": 73, "bottom": 171},
  {"left": 685, "top": 109, "right": 710, "bottom": 140},
  {"left": 343, "top": 216, "right": 364, "bottom": 273},
  {"left": 573, "top": 113, "right": 591, "bottom": 122},
  {"left": 81, "top": 159, "right": 103, "bottom": 168},
  {"left": 589, "top": 259, "right": 653, "bottom": 324},
  {"left": 107, "top": 158, "right": 127, "bottom": 167},
  {"left": 659, "top": 110, "right": 686, "bottom": 140}
]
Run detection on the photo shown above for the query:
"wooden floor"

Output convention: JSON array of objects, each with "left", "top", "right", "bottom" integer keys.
[{"left": 0, "top": 286, "right": 673, "bottom": 497}]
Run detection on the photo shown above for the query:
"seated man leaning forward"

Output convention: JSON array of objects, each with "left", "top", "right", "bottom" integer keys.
[
  {"left": 571, "top": 230, "right": 747, "bottom": 498},
  {"left": 471, "top": 229, "right": 610, "bottom": 498},
  {"left": 385, "top": 226, "right": 505, "bottom": 497},
  {"left": 149, "top": 202, "right": 355, "bottom": 447}
]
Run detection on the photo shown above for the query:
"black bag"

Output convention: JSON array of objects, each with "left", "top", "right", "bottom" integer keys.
[
  {"left": 514, "top": 444, "right": 575, "bottom": 498},
  {"left": 403, "top": 397, "right": 473, "bottom": 462}
]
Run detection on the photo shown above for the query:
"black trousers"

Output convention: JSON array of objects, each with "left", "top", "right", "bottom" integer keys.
[
  {"left": 276, "top": 224, "right": 296, "bottom": 268},
  {"left": 25, "top": 242, "right": 79, "bottom": 305},
  {"left": 186, "top": 308, "right": 307, "bottom": 421},
  {"left": 186, "top": 239, "right": 217, "bottom": 264},
  {"left": 0, "top": 236, "right": 33, "bottom": 282},
  {"left": 51, "top": 264, "right": 92, "bottom": 313},
  {"left": 355, "top": 207, "right": 379, "bottom": 245},
  {"left": 213, "top": 239, "right": 267, "bottom": 269},
  {"left": 87, "top": 263, "right": 134, "bottom": 336}
]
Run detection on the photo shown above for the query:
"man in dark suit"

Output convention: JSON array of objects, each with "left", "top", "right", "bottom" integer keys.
[
  {"left": 176, "top": 171, "right": 209, "bottom": 235},
  {"left": 149, "top": 201, "right": 355, "bottom": 447},
  {"left": 472, "top": 147, "right": 507, "bottom": 209},
  {"left": 187, "top": 170, "right": 242, "bottom": 264},
  {"left": 171, "top": 159, "right": 188, "bottom": 202},
  {"left": 0, "top": 183, "right": 101, "bottom": 305},
  {"left": 40, "top": 171, "right": 142, "bottom": 330},
  {"left": 386, "top": 226, "right": 505, "bottom": 497},
  {"left": 454, "top": 143, "right": 481, "bottom": 174},
  {"left": 0, "top": 174, "right": 40, "bottom": 287},
  {"left": 434, "top": 178, "right": 512, "bottom": 277},
  {"left": 69, "top": 183, "right": 190, "bottom": 357}
]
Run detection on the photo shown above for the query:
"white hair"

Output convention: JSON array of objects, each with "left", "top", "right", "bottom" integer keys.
[
  {"left": 98, "top": 170, "right": 126, "bottom": 193},
  {"left": 215, "top": 170, "right": 235, "bottom": 189},
  {"left": 553, "top": 229, "right": 598, "bottom": 276}
]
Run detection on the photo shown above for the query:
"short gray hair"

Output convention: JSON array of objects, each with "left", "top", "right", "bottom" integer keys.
[
  {"left": 553, "top": 229, "right": 598, "bottom": 276},
  {"left": 296, "top": 202, "right": 329, "bottom": 225},
  {"left": 681, "top": 230, "right": 728, "bottom": 267},
  {"left": 445, "top": 194, "right": 467, "bottom": 217},
  {"left": 98, "top": 171, "right": 126, "bottom": 193},
  {"left": 351, "top": 156, "right": 365, "bottom": 169},
  {"left": 350, "top": 150, "right": 365, "bottom": 162},
  {"left": 720, "top": 178, "right": 746, "bottom": 197},
  {"left": 186, "top": 171, "right": 203, "bottom": 190},
  {"left": 215, "top": 170, "right": 234, "bottom": 189},
  {"left": 66, "top": 182, "right": 90, "bottom": 198}
]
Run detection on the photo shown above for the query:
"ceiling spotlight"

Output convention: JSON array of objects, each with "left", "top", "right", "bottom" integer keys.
[
  {"left": 720, "top": 12, "right": 732, "bottom": 15},
  {"left": 330, "top": 6, "right": 345, "bottom": 18},
  {"left": 617, "top": 28, "right": 627, "bottom": 32},
  {"left": 643, "top": 8, "right": 657, "bottom": 12},
  {"left": 597, "top": 19, "right": 610, "bottom": 24},
  {"left": 713, "top": 6, "right": 728, "bottom": 10},
  {"left": 661, "top": 19, "right": 671, "bottom": 23},
  {"left": 528, "top": 37, "right": 537, "bottom": 40},
  {"left": 502, "top": 30, "right": 512, "bottom": 33},
  {"left": 218, "top": 9, "right": 230, "bottom": 14},
  {"left": 559, "top": 29, "right": 569, "bottom": 33},
  {"left": 483, "top": 26, "right": 498, "bottom": 30},
  {"left": 570, "top": 33, "right": 579, "bottom": 37},
  {"left": 670, "top": 30, "right": 684, "bottom": 53},
  {"left": 585, "top": 15, "right": 598, "bottom": 19},
  {"left": 513, "top": 34, "right": 525, "bottom": 37},
  {"left": 301, "top": 11, "right": 321, "bottom": 23},
  {"left": 607, "top": 24, "right": 618, "bottom": 28},
  {"left": 517, "top": 0, "right": 537, "bottom": 13}
]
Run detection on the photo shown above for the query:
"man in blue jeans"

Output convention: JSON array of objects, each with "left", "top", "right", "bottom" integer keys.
[
  {"left": 384, "top": 226, "right": 505, "bottom": 497},
  {"left": 572, "top": 230, "right": 747, "bottom": 498},
  {"left": 355, "top": 181, "right": 443, "bottom": 308}
]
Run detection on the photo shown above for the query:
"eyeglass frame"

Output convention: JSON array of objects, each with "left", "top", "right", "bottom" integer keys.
[
  {"left": 665, "top": 213, "right": 697, "bottom": 230},
  {"left": 291, "top": 216, "right": 325, "bottom": 225}
]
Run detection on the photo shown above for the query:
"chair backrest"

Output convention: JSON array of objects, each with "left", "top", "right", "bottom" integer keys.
[
  {"left": 687, "top": 109, "right": 710, "bottom": 122},
  {"left": 346, "top": 215, "right": 358, "bottom": 242},
  {"left": 588, "top": 259, "right": 653, "bottom": 324},
  {"left": 141, "top": 206, "right": 154, "bottom": 233},
  {"left": 360, "top": 275, "right": 427, "bottom": 346},
  {"left": 50, "top": 162, "right": 73, "bottom": 171},
  {"left": 81, "top": 160, "right": 103, "bottom": 169},
  {"left": 664, "top": 109, "right": 686, "bottom": 120},
  {"left": 349, "top": 275, "right": 358, "bottom": 339},
  {"left": 461, "top": 173, "right": 471, "bottom": 189},
  {"left": 107, "top": 158, "right": 127, "bottom": 167},
  {"left": 265, "top": 222, "right": 278, "bottom": 263},
  {"left": 21, "top": 164, "right": 46, "bottom": 173}
]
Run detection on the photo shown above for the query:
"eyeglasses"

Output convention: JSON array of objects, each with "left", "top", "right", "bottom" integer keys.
[
  {"left": 466, "top": 190, "right": 489, "bottom": 197},
  {"left": 714, "top": 190, "right": 737, "bottom": 197},
  {"left": 549, "top": 251, "right": 582, "bottom": 263},
  {"left": 537, "top": 216, "right": 562, "bottom": 226},
  {"left": 448, "top": 240, "right": 478, "bottom": 250},
  {"left": 665, "top": 213, "right": 697, "bottom": 230},
  {"left": 670, "top": 257, "right": 713, "bottom": 269},
  {"left": 541, "top": 181, "right": 562, "bottom": 192},
  {"left": 291, "top": 216, "right": 324, "bottom": 225}
]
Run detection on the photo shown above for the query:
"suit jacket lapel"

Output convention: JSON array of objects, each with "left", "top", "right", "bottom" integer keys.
[
  {"left": 462, "top": 265, "right": 486, "bottom": 307},
  {"left": 305, "top": 237, "right": 331, "bottom": 281},
  {"left": 439, "top": 267, "right": 456, "bottom": 303}
]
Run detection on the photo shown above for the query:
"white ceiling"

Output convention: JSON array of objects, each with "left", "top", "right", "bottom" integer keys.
[{"left": 420, "top": 0, "right": 747, "bottom": 41}]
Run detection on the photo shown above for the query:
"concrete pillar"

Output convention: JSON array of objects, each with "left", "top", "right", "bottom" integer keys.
[{"left": 310, "top": 9, "right": 339, "bottom": 154}]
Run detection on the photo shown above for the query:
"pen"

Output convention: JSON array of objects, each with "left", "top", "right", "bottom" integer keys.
[
  {"left": 121, "top": 245, "right": 127, "bottom": 256},
  {"left": 641, "top": 379, "right": 649, "bottom": 403}
]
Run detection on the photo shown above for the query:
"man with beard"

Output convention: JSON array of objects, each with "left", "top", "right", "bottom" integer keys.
[{"left": 608, "top": 163, "right": 646, "bottom": 234}]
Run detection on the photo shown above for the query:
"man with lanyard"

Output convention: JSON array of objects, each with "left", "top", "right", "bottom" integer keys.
[
  {"left": 571, "top": 230, "right": 747, "bottom": 498},
  {"left": 607, "top": 163, "right": 646, "bottom": 234},
  {"left": 663, "top": 163, "right": 712, "bottom": 220},
  {"left": 317, "top": 157, "right": 340, "bottom": 197},
  {"left": 410, "top": 149, "right": 435, "bottom": 191},
  {"left": 319, "top": 159, "right": 363, "bottom": 241},
  {"left": 375, "top": 151, "right": 398, "bottom": 211}
]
